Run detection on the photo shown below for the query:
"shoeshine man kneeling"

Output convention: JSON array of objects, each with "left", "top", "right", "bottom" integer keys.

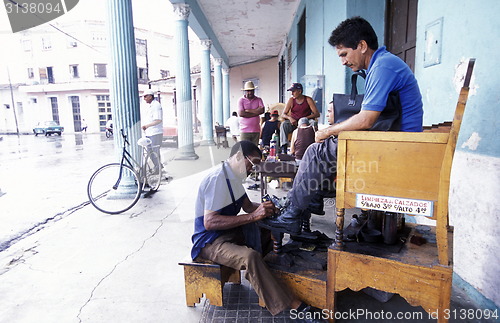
[
  {"left": 191, "top": 140, "right": 326, "bottom": 321},
  {"left": 261, "top": 16, "right": 423, "bottom": 234}
]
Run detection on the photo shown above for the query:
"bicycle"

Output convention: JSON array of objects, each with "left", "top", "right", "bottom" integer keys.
[
  {"left": 87, "top": 129, "right": 162, "bottom": 214},
  {"left": 105, "top": 126, "right": 113, "bottom": 138}
]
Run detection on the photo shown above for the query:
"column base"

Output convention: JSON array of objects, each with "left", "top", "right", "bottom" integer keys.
[
  {"left": 200, "top": 139, "right": 216, "bottom": 146},
  {"left": 175, "top": 151, "right": 199, "bottom": 160}
]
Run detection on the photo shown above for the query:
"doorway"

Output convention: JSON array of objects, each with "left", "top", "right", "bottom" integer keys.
[
  {"left": 70, "top": 96, "right": 81, "bottom": 132},
  {"left": 386, "top": 0, "right": 418, "bottom": 71}
]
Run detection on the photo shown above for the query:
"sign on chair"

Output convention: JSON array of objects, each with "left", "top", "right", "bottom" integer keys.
[{"left": 356, "top": 194, "right": 434, "bottom": 217}]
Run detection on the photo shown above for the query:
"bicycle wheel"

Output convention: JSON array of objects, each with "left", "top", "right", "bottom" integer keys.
[
  {"left": 144, "top": 151, "right": 162, "bottom": 191},
  {"left": 87, "top": 163, "right": 141, "bottom": 214}
]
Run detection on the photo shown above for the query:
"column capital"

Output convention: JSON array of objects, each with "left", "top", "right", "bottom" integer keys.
[
  {"left": 200, "top": 39, "right": 212, "bottom": 50},
  {"left": 214, "top": 58, "right": 223, "bottom": 66},
  {"left": 222, "top": 68, "right": 230, "bottom": 75},
  {"left": 173, "top": 3, "right": 190, "bottom": 20}
]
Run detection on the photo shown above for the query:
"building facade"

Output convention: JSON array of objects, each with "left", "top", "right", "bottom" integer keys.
[{"left": 0, "top": 20, "right": 201, "bottom": 134}]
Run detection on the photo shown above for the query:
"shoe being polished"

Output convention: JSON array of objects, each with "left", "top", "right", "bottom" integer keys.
[{"left": 259, "top": 203, "right": 303, "bottom": 235}]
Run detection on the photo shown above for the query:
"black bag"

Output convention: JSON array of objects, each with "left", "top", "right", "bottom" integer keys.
[{"left": 332, "top": 71, "right": 401, "bottom": 131}]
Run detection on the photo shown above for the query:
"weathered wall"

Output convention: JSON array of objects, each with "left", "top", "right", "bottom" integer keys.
[
  {"left": 228, "top": 57, "right": 280, "bottom": 113},
  {"left": 414, "top": 0, "right": 500, "bottom": 309}
]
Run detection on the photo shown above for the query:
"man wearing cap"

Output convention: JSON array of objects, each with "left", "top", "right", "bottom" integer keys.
[
  {"left": 260, "top": 110, "right": 280, "bottom": 147},
  {"left": 280, "top": 83, "right": 320, "bottom": 153},
  {"left": 238, "top": 81, "right": 265, "bottom": 145},
  {"left": 290, "top": 117, "right": 315, "bottom": 166},
  {"left": 142, "top": 89, "right": 163, "bottom": 170}
]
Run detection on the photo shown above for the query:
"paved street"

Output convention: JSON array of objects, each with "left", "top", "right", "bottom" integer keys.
[
  {"left": 0, "top": 133, "right": 179, "bottom": 251},
  {"left": 0, "top": 135, "right": 226, "bottom": 322}
]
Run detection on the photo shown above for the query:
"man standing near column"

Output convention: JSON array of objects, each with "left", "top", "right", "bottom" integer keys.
[
  {"left": 142, "top": 89, "right": 163, "bottom": 170},
  {"left": 238, "top": 81, "right": 264, "bottom": 145}
]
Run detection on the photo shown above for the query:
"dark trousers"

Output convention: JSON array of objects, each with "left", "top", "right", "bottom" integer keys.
[{"left": 288, "top": 137, "right": 338, "bottom": 209}]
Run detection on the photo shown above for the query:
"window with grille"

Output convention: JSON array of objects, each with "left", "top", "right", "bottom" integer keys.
[
  {"left": 70, "top": 65, "right": 79, "bottom": 78},
  {"left": 50, "top": 97, "right": 59, "bottom": 123},
  {"left": 94, "top": 64, "right": 107, "bottom": 78},
  {"left": 160, "top": 70, "right": 170, "bottom": 78},
  {"left": 96, "top": 95, "right": 112, "bottom": 132},
  {"left": 42, "top": 37, "right": 52, "bottom": 50},
  {"left": 136, "top": 39, "right": 147, "bottom": 56},
  {"left": 138, "top": 68, "right": 148, "bottom": 84}
]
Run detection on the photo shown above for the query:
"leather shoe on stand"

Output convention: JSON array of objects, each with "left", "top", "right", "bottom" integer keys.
[{"left": 259, "top": 204, "right": 303, "bottom": 235}]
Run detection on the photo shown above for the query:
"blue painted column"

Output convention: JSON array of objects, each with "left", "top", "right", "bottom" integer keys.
[
  {"left": 222, "top": 68, "right": 230, "bottom": 123},
  {"left": 106, "top": 0, "right": 140, "bottom": 162},
  {"left": 200, "top": 39, "right": 215, "bottom": 146},
  {"left": 173, "top": 3, "right": 198, "bottom": 160},
  {"left": 213, "top": 58, "right": 223, "bottom": 126}
]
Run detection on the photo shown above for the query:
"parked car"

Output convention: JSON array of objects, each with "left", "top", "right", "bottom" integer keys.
[{"left": 33, "top": 121, "right": 64, "bottom": 136}]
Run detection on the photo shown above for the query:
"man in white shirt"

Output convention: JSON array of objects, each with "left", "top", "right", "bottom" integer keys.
[
  {"left": 142, "top": 89, "right": 163, "bottom": 170},
  {"left": 225, "top": 111, "right": 240, "bottom": 143}
]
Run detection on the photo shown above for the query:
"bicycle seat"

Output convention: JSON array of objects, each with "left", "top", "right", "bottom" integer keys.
[{"left": 137, "top": 137, "right": 152, "bottom": 147}]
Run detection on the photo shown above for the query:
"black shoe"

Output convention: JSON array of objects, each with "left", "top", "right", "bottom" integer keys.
[
  {"left": 307, "top": 192, "right": 325, "bottom": 215},
  {"left": 259, "top": 204, "right": 302, "bottom": 235},
  {"left": 247, "top": 183, "right": 260, "bottom": 190},
  {"left": 294, "top": 304, "right": 328, "bottom": 323}
]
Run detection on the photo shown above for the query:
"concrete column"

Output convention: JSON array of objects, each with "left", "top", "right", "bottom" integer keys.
[
  {"left": 213, "top": 58, "right": 223, "bottom": 126},
  {"left": 173, "top": 3, "right": 198, "bottom": 160},
  {"left": 106, "top": 0, "right": 140, "bottom": 162},
  {"left": 222, "top": 68, "right": 230, "bottom": 123},
  {"left": 199, "top": 39, "right": 215, "bottom": 146}
]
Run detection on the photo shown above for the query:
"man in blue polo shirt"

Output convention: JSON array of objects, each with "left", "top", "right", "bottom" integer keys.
[{"left": 261, "top": 16, "right": 423, "bottom": 234}]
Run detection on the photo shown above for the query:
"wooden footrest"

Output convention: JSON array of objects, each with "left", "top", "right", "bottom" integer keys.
[{"left": 179, "top": 260, "right": 241, "bottom": 307}]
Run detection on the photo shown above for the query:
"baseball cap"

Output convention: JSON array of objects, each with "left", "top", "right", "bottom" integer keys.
[
  {"left": 143, "top": 89, "right": 155, "bottom": 97},
  {"left": 299, "top": 117, "right": 309, "bottom": 125},
  {"left": 271, "top": 110, "right": 279, "bottom": 116},
  {"left": 287, "top": 83, "right": 303, "bottom": 91}
]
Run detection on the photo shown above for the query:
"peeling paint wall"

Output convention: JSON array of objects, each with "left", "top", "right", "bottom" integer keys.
[
  {"left": 450, "top": 152, "right": 500, "bottom": 307},
  {"left": 414, "top": 0, "right": 500, "bottom": 308}
]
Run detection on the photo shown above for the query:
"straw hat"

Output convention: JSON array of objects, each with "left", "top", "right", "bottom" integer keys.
[{"left": 242, "top": 81, "right": 257, "bottom": 91}]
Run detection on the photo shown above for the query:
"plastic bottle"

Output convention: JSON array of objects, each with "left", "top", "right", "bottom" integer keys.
[{"left": 268, "top": 131, "right": 277, "bottom": 162}]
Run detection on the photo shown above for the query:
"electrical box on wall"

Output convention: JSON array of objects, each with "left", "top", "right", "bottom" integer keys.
[{"left": 424, "top": 17, "right": 444, "bottom": 67}]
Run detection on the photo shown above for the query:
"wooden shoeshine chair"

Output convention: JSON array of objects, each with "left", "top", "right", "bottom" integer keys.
[{"left": 326, "top": 59, "right": 475, "bottom": 322}]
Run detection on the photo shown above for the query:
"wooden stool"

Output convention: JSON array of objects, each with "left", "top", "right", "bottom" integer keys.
[
  {"left": 215, "top": 126, "right": 229, "bottom": 149},
  {"left": 179, "top": 260, "right": 241, "bottom": 307}
]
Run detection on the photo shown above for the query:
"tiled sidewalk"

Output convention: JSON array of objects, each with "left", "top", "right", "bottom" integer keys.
[{"left": 200, "top": 273, "right": 294, "bottom": 323}]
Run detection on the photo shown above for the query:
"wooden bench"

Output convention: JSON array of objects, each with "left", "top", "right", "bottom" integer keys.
[
  {"left": 326, "top": 58, "right": 475, "bottom": 322},
  {"left": 179, "top": 260, "right": 241, "bottom": 307},
  {"left": 256, "top": 267, "right": 328, "bottom": 310}
]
